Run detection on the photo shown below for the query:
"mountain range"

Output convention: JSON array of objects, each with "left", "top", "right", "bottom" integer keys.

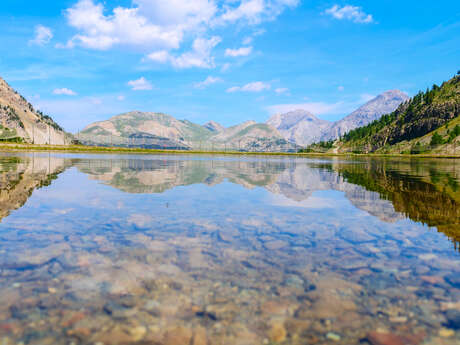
[
  {"left": 267, "top": 90, "right": 409, "bottom": 146},
  {"left": 0, "top": 74, "right": 413, "bottom": 150},
  {"left": 80, "top": 112, "right": 299, "bottom": 152}
]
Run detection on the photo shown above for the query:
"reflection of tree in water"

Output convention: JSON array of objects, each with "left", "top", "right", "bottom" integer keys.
[{"left": 332, "top": 159, "right": 460, "bottom": 250}]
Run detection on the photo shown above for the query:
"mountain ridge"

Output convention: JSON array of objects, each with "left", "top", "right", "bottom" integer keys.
[{"left": 267, "top": 90, "right": 409, "bottom": 146}]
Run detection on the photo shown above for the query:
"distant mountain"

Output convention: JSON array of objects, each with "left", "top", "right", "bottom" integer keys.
[
  {"left": 321, "top": 90, "right": 409, "bottom": 141},
  {"left": 267, "top": 110, "right": 331, "bottom": 146},
  {"left": 203, "top": 121, "right": 225, "bottom": 133},
  {"left": 80, "top": 111, "right": 298, "bottom": 152},
  {"left": 80, "top": 111, "right": 212, "bottom": 149},
  {"left": 0, "top": 77, "right": 71, "bottom": 145},
  {"left": 267, "top": 90, "right": 408, "bottom": 146},
  {"left": 336, "top": 73, "right": 460, "bottom": 153}
]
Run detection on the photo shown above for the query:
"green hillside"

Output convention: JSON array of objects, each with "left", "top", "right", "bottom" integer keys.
[{"left": 334, "top": 72, "right": 460, "bottom": 154}]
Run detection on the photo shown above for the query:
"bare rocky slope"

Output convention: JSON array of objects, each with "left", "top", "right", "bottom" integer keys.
[
  {"left": 266, "top": 110, "right": 331, "bottom": 146},
  {"left": 0, "top": 77, "right": 72, "bottom": 145},
  {"left": 267, "top": 90, "right": 409, "bottom": 146}
]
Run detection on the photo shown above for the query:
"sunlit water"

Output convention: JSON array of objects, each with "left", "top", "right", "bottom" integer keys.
[{"left": 0, "top": 152, "right": 459, "bottom": 345}]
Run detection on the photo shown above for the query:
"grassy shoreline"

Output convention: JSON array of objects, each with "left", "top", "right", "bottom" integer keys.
[{"left": 0, "top": 143, "right": 460, "bottom": 159}]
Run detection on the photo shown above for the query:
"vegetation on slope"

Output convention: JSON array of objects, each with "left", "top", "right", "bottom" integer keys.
[{"left": 337, "top": 72, "right": 460, "bottom": 153}]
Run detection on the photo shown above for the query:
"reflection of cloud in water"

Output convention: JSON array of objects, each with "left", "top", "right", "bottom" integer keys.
[
  {"left": 270, "top": 191, "right": 344, "bottom": 209},
  {"left": 128, "top": 213, "right": 153, "bottom": 227}
]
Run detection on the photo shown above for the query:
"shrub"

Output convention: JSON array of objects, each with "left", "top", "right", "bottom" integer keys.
[{"left": 430, "top": 132, "right": 444, "bottom": 146}]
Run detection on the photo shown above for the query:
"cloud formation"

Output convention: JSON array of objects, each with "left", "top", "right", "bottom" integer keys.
[
  {"left": 227, "top": 81, "right": 271, "bottom": 93},
  {"left": 324, "top": 5, "right": 373, "bottom": 24},
  {"left": 29, "top": 25, "right": 53, "bottom": 46},
  {"left": 127, "top": 77, "right": 153, "bottom": 90},
  {"left": 275, "top": 87, "right": 289, "bottom": 94},
  {"left": 194, "top": 76, "right": 223, "bottom": 89},
  {"left": 61, "top": 0, "right": 299, "bottom": 68},
  {"left": 53, "top": 88, "right": 77, "bottom": 96},
  {"left": 225, "top": 46, "right": 253, "bottom": 57},
  {"left": 147, "top": 36, "right": 221, "bottom": 68}
]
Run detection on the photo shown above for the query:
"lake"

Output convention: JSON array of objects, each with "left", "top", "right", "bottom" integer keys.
[{"left": 0, "top": 152, "right": 459, "bottom": 345}]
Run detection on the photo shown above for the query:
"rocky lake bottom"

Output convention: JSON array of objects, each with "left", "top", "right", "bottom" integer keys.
[{"left": 0, "top": 153, "right": 459, "bottom": 345}]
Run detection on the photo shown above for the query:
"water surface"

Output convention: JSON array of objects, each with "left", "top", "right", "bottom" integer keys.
[{"left": 0, "top": 153, "right": 459, "bottom": 345}]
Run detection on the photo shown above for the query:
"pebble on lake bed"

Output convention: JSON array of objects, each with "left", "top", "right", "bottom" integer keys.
[
  {"left": 326, "top": 332, "right": 341, "bottom": 341},
  {"left": 438, "top": 328, "right": 454, "bottom": 337}
]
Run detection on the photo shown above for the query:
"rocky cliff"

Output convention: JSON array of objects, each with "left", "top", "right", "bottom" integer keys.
[{"left": 0, "top": 77, "right": 72, "bottom": 145}]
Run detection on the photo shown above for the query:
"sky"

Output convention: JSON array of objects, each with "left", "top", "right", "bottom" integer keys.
[{"left": 1, "top": 0, "right": 459, "bottom": 132}]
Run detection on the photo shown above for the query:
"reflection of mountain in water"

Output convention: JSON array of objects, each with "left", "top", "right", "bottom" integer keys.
[
  {"left": 75, "top": 157, "right": 460, "bottom": 246},
  {"left": 330, "top": 159, "right": 460, "bottom": 248},
  {"left": 0, "top": 155, "right": 71, "bottom": 221},
  {"left": 1, "top": 155, "right": 459, "bottom": 247}
]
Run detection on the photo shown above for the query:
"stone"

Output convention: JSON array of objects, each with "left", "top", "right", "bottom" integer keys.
[
  {"left": 268, "top": 322, "right": 287, "bottom": 343},
  {"left": 366, "top": 331, "right": 425, "bottom": 345},
  {"left": 326, "top": 332, "right": 341, "bottom": 341},
  {"left": 61, "top": 312, "right": 86, "bottom": 328},
  {"left": 389, "top": 316, "right": 408, "bottom": 323},
  {"left": 164, "top": 326, "right": 192, "bottom": 345},
  {"left": 438, "top": 328, "right": 454, "bottom": 338},
  {"left": 192, "top": 326, "right": 207, "bottom": 345},
  {"left": 129, "top": 326, "right": 146, "bottom": 341},
  {"left": 66, "top": 327, "right": 91, "bottom": 338}
]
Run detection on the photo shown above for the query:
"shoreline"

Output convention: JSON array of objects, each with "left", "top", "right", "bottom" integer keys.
[{"left": 0, "top": 143, "right": 459, "bottom": 159}]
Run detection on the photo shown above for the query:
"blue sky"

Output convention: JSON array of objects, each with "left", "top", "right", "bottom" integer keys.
[{"left": 1, "top": 0, "right": 459, "bottom": 132}]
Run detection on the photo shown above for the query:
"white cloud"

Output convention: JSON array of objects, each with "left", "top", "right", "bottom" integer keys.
[
  {"left": 146, "top": 36, "right": 221, "bottom": 69},
  {"left": 242, "top": 36, "right": 253, "bottom": 45},
  {"left": 221, "top": 63, "right": 231, "bottom": 72},
  {"left": 29, "top": 25, "right": 53, "bottom": 46},
  {"left": 127, "top": 77, "right": 153, "bottom": 90},
  {"left": 133, "top": 0, "right": 216, "bottom": 27},
  {"left": 146, "top": 50, "right": 170, "bottom": 63},
  {"left": 338, "top": 86, "right": 344, "bottom": 91},
  {"left": 219, "top": 0, "right": 299, "bottom": 25},
  {"left": 62, "top": 0, "right": 298, "bottom": 67},
  {"left": 267, "top": 102, "right": 343, "bottom": 115},
  {"left": 53, "top": 88, "right": 77, "bottom": 96},
  {"left": 227, "top": 81, "right": 271, "bottom": 93},
  {"left": 225, "top": 46, "right": 253, "bottom": 57},
  {"left": 64, "top": 0, "right": 184, "bottom": 50},
  {"left": 324, "top": 5, "right": 374, "bottom": 24},
  {"left": 275, "top": 87, "right": 289, "bottom": 94},
  {"left": 171, "top": 36, "right": 221, "bottom": 68},
  {"left": 194, "top": 76, "right": 223, "bottom": 89},
  {"left": 117, "top": 95, "right": 125, "bottom": 101}
]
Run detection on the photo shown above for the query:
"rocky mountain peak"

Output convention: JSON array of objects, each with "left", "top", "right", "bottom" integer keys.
[{"left": 204, "top": 121, "right": 225, "bottom": 132}]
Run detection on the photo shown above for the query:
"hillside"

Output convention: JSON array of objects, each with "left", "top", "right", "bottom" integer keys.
[
  {"left": 321, "top": 90, "right": 409, "bottom": 141},
  {"left": 0, "top": 77, "right": 71, "bottom": 145},
  {"left": 335, "top": 73, "right": 460, "bottom": 153},
  {"left": 267, "top": 91, "right": 408, "bottom": 146},
  {"left": 80, "top": 112, "right": 298, "bottom": 152}
]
